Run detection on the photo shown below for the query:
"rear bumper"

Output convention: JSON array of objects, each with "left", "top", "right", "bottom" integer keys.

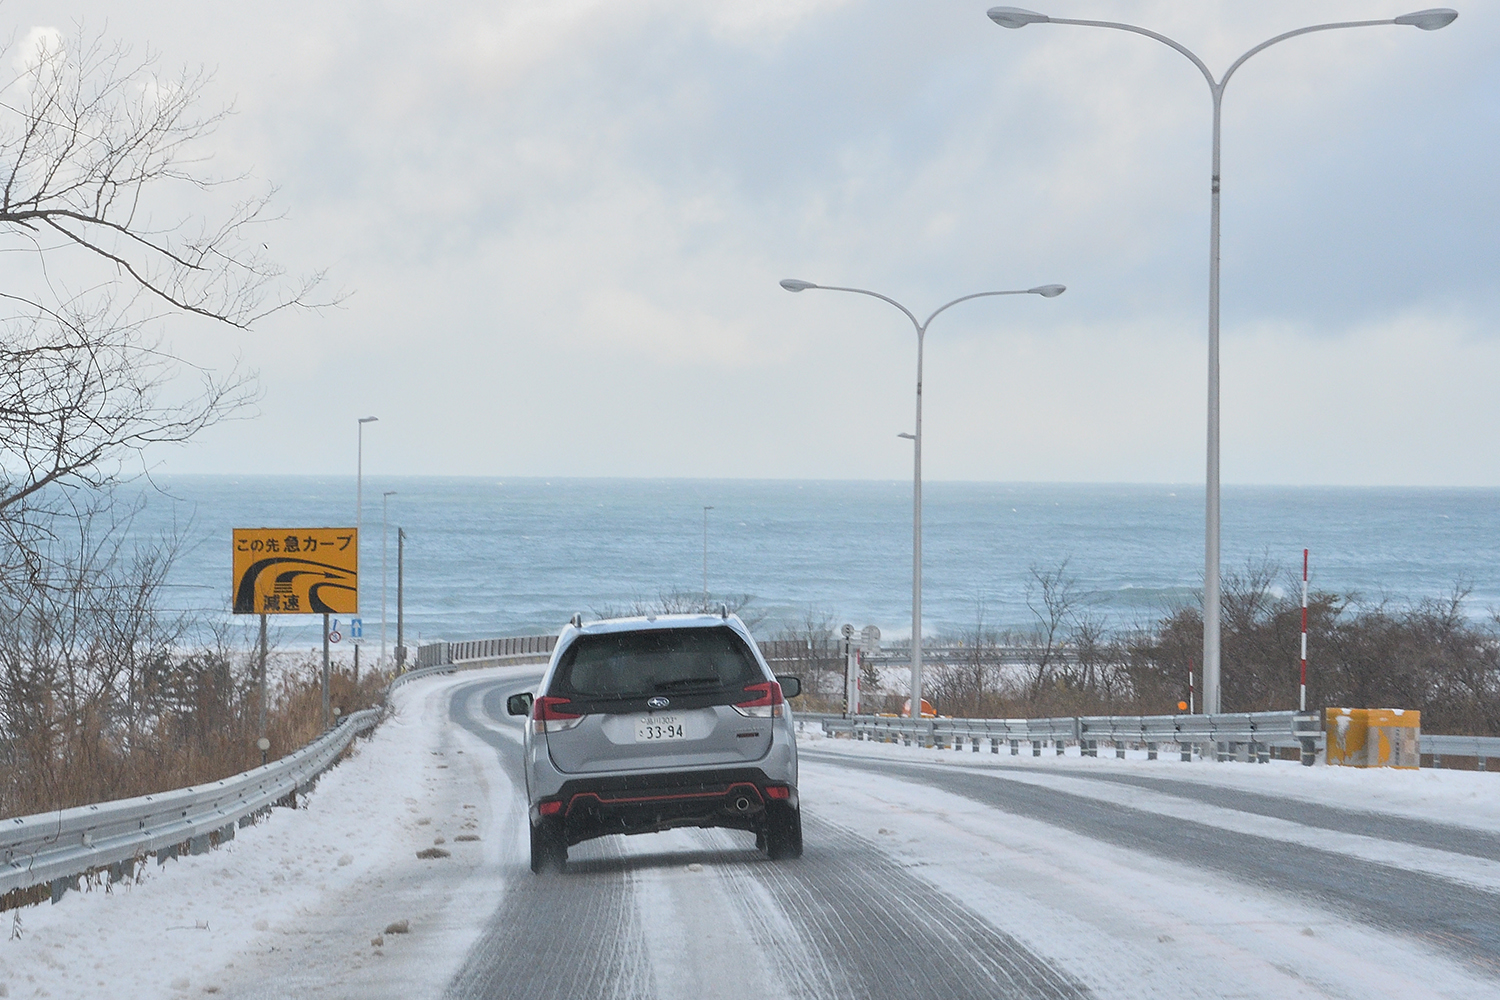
[{"left": 531, "top": 767, "right": 798, "bottom": 845}]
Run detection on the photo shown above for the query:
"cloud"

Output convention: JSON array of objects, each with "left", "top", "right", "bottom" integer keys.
[{"left": 5, "top": 0, "right": 1495, "bottom": 483}]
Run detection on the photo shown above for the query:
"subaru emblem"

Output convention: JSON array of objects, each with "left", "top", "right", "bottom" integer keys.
[{"left": 647, "top": 696, "right": 670, "bottom": 710}]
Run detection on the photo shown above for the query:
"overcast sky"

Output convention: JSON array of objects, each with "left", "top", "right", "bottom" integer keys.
[{"left": 10, "top": 1, "right": 1497, "bottom": 485}]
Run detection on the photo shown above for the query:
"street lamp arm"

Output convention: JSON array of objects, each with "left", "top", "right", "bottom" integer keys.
[
  {"left": 801, "top": 284, "right": 923, "bottom": 334},
  {"left": 1046, "top": 17, "right": 1216, "bottom": 89},
  {"left": 1220, "top": 20, "right": 1395, "bottom": 90},
  {"left": 920, "top": 288, "right": 1036, "bottom": 329},
  {"left": 1046, "top": 16, "right": 1410, "bottom": 92}
]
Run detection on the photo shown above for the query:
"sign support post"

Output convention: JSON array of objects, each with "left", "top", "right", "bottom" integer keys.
[
  {"left": 322, "top": 613, "right": 331, "bottom": 731},
  {"left": 258, "top": 613, "right": 268, "bottom": 753}
]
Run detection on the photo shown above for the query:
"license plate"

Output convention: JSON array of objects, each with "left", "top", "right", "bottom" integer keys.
[{"left": 635, "top": 716, "right": 685, "bottom": 742}]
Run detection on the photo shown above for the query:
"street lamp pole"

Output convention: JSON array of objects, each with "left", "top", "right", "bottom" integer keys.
[
  {"left": 702, "top": 506, "right": 715, "bottom": 612},
  {"left": 987, "top": 6, "right": 1456, "bottom": 714},
  {"left": 781, "top": 278, "right": 1065, "bottom": 718},
  {"left": 356, "top": 416, "right": 379, "bottom": 615},
  {"left": 382, "top": 490, "right": 397, "bottom": 670}
]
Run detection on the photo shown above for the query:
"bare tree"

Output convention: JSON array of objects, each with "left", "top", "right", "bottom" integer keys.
[
  {"left": 590, "top": 590, "right": 764, "bottom": 629},
  {"left": 1021, "top": 561, "right": 1078, "bottom": 703},
  {"left": 0, "top": 25, "right": 334, "bottom": 575}
]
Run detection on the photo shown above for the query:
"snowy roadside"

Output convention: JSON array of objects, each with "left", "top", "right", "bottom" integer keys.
[
  {"left": 0, "top": 667, "right": 530, "bottom": 1000},
  {"left": 796, "top": 723, "right": 1500, "bottom": 833},
  {"left": 796, "top": 759, "right": 1500, "bottom": 1000}
]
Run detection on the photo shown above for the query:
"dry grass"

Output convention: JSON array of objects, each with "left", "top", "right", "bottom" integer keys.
[{"left": 0, "top": 656, "right": 388, "bottom": 820}]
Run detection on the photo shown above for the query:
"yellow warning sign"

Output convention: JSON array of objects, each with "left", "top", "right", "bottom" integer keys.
[{"left": 233, "top": 528, "right": 358, "bottom": 615}]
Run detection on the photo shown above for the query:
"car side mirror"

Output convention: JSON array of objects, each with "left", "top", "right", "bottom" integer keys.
[
  {"left": 507, "top": 692, "right": 534, "bottom": 717},
  {"left": 776, "top": 675, "right": 802, "bottom": 699}
]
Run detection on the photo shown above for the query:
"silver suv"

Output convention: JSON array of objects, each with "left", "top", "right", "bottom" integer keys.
[{"left": 507, "top": 612, "right": 803, "bottom": 872}]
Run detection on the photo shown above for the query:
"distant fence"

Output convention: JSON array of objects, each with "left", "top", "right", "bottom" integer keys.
[
  {"left": 408, "top": 632, "right": 1500, "bottom": 770},
  {"left": 416, "top": 635, "right": 556, "bottom": 669},
  {"left": 416, "top": 635, "right": 837, "bottom": 672}
]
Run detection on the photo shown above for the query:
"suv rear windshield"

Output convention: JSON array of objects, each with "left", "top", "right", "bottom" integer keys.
[{"left": 550, "top": 626, "right": 763, "bottom": 701}]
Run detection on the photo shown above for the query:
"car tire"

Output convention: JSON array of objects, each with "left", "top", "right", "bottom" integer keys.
[
  {"left": 764, "top": 805, "right": 803, "bottom": 860},
  {"left": 530, "top": 822, "right": 566, "bottom": 874}
]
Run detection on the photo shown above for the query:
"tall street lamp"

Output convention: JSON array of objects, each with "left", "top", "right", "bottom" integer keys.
[
  {"left": 702, "top": 505, "right": 715, "bottom": 612},
  {"left": 781, "top": 278, "right": 1065, "bottom": 718},
  {"left": 987, "top": 6, "right": 1456, "bottom": 714},
  {"left": 382, "top": 490, "right": 397, "bottom": 670},
  {"left": 356, "top": 415, "right": 379, "bottom": 613}
]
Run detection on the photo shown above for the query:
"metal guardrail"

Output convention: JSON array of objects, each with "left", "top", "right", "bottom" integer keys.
[
  {"left": 1, "top": 707, "right": 381, "bottom": 902},
  {"left": 413, "top": 636, "right": 556, "bottom": 670},
  {"left": 1424, "top": 733, "right": 1500, "bottom": 766},
  {"left": 809, "top": 710, "right": 1324, "bottom": 764}
]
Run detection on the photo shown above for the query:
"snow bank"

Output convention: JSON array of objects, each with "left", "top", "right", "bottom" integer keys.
[
  {"left": 0, "top": 667, "right": 528, "bottom": 1000},
  {"left": 798, "top": 724, "right": 1500, "bottom": 833}
]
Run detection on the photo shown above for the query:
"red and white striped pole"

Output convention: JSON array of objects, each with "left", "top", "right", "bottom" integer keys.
[
  {"left": 1188, "top": 656, "right": 1195, "bottom": 715},
  {"left": 1300, "top": 548, "right": 1309, "bottom": 712}
]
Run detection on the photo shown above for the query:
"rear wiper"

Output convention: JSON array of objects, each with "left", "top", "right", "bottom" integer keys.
[{"left": 654, "top": 676, "right": 721, "bottom": 690}]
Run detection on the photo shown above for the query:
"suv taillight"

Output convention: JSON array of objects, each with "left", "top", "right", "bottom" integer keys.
[
  {"left": 532, "top": 695, "right": 584, "bottom": 733},
  {"left": 733, "top": 681, "right": 784, "bottom": 718}
]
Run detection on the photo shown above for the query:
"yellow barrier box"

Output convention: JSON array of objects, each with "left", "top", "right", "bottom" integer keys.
[{"left": 1326, "top": 707, "right": 1420, "bottom": 768}]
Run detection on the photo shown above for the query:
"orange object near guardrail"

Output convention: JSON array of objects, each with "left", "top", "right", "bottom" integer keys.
[{"left": 1326, "top": 707, "right": 1420, "bottom": 768}]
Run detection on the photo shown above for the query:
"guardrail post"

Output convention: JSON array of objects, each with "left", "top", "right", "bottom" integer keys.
[
  {"left": 1299, "top": 737, "right": 1317, "bottom": 766},
  {"left": 50, "top": 876, "right": 78, "bottom": 904},
  {"left": 1115, "top": 741, "right": 1125, "bottom": 760},
  {"left": 1055, "top": 738, "right": 1065, "bottom": 757},
  {"left": 1180, "top": 741, "right": 1192, "bottom": 762},
  {"left": 1147, "top": 742, "right": 1158, "bottom": 761},
  {"left": 1032, "top": 739, "right": 1041, "bottom": 757}
]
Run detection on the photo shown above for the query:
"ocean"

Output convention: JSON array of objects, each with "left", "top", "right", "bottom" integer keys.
[{"left": 122, "top": 477, "right": 1500, "bottom": 651}]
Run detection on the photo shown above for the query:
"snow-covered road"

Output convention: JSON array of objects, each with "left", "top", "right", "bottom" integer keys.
[{"left": 4, "top": 667, "right": 1499, "bottom": 999}]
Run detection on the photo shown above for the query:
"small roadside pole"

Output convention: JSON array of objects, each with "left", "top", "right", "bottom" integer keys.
[
  {"left": 1301, "top": 548, "right": 1310, "bottom": 712},
  {"left": 1188, "top": 657, "right": 1195, "bottom": 715}
]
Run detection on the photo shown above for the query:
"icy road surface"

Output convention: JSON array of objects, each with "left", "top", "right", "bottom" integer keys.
[{"left": 4, "top": 666, "right": 1500, "bottom": 999}]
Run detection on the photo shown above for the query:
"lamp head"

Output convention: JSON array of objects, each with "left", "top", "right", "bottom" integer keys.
[
  {"left": 1029, "top": 284, "right": 1066, "bottom": 297},
  {"left": 1394, "top": 8, "right": 1458, "bottom": 29},
  {"left": 897, "top": 432, "right": 916, "bottom": 440},
  {"left": 987, "top": 6, "right": 1050, "bottom": 28},
  {"left": 359, "top": 415, "right": 379, "bottom": 423},
  {"left": 780, "top": 278, "right": 817, "bottom": 292}
]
